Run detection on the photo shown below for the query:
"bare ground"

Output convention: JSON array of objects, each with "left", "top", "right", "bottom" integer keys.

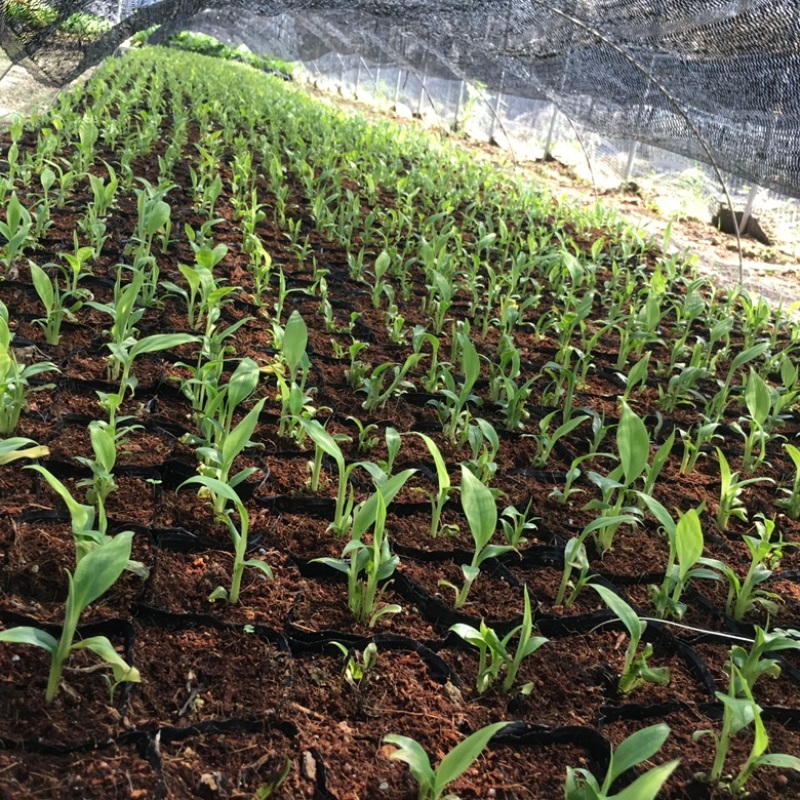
[{"left": 0, "top": 58, "right": 59, "bottom": 120}]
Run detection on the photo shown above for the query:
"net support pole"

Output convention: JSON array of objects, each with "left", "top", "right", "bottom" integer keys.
[
  {"left": 738, "top": 183, "right": 760, "bottom": 235},
  {"left": 354, "top": 57, "right": 363, "bottom": 99},
  {"left": 624, "top": 140, "right": 639, "bottom": 181},
  {"left": 393, "top": 68, "right": 402, "bottom": 106},
  {"left": 417, "top": 65, "right": 428, "bottom": 116},
  {"left": 490, "top": 0, "right": 513, "bottom": 142},
  {"left": 453, "top": 79, "right": 466, "bottom": 130},
  {"left": 543, "top": 104, "right": 558, "bottom": 159},
  {"left": 489, "top": 72, "right": 505, "bottom": 142}
]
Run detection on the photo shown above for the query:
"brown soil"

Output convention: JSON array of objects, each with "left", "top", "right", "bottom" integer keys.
[{"left": 0, "top": 51, "right": 799, "bottom": 800}]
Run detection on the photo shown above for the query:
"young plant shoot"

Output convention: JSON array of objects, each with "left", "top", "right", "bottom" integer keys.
[
  {"left": 440, "top": 465, "right": 514, "bottom": 608},
  {"left": 0, "top": 531, "right": 140, "bottom": 701}
]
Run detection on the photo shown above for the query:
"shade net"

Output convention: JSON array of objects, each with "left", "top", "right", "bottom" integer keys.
[{"left": 2, "top": 1, "right": 800, "bottom": 198}]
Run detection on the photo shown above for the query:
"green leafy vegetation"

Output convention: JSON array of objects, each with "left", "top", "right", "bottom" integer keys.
[
  {"left": 136, "top": 28, "right": 296, "bottom": 76},
  {"left": 0, "top": 44, "right": 799, "bottom": 796}
]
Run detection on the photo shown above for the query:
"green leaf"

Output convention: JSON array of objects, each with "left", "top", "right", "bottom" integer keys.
[
  {"left": 220, "top": 397, "right": 266, "bottom": 471},
  {"left": 70, "top": 531, "right": 134, "bottom": 614},
  {"left": 745, "top": 368, "right": 770, "bottom": 427},
  {"left": 781, "top": 356, "right": 798, "bottom": 387},
  {"left": 460, "top": 465, "right": 497, "bottom": 551},
  {"left": 227, "top": 357, "right": 260, "bottom": 412},
  {"left": 476, "top": 543, "right": 515, "bottom": 564},
  {"left": 299, "top": 418, "right": 344, "bottom": 473},
  {"left": 624, "top": 352, "right": 650, "bottom": 391},
  {"left": 374, "top": 250, "right": 390, "bottom": 279},
  {"left": 242, "top": 559, "right": 274, "bottom": 580},
  {"left": 41, "top": 168, "right": 56, "bottom": 192},
  {"left": 128, "top": 333, "right": 199, "bottom": 361},
  {"left": 617, "top": 401, "right": 649, "bottom": 486},
  {"left": 144, "top": 199, "right": 171, "bottom": 237},
  {"left": 748, "top": 693, "right": 770, "bottom": 760},
  {"left": 182, "top": 474, "right": 242, "bottom": 506},
  {"left": 645, "top": 430, "right": 675, "bottom": 490},
  {"left": 607, "top": 724, "right": 672, "bottom": 786},
  {"left": 88, "top": 422, "right": 116, "bottom": 472},
  {"left": 674, "top": 509, "right": 704, "bottom": 585},
  {"left": 460, "top": 564, "right": 480, "bottom": 585},
  {"left": 581, "top": 514, "right": 639, "bottom": 539},
  {"left": 434, "top": 721, "right": 509, "bottom": 796},
  {"left": 72, "top": 635, "right": 140, "bottom": 683},
  {"left": 371, "top": 603, "right": 402, "bottom": 624},
  {"left": 590, "top": 583, "right": 642, "bottom": 641},
  {"left": 612, "top": 759, "right": 679, "bottom": 800},
  {"left": 26, "top": 464, "right": 94, "bottom": 537},
  {"left": 784, "top": 443, "right": 800, "bottom": 473},
  {"left": 29, "top": 261, "right": 54, "bottom": 310},
  {"left": 731, "top": 342, "right": 769, "bottom": 373},
  {"left": 449, "top": 623, "right": 486, "bottom": 649},
  {"left": 565, "top": 766, "right": 600, "bottom": 800},
  {"left": 0, "top": 438, "right": 49, "bottom": 464},
  {"left": 638, "top": 664, "right": 671, "bottom": 685},
  {"left": 715, "top": 692, "right": 758, "bottom": 735},
  {"left": 351, "top": 468, "right": 416, "bottom": 540},
  {"left": 0, "top": 625, "right": 58, "bottom": 652},
  {"left": 552, "top": 414, "right": 590, "bottom": 444},
  {"left": 283, "top": 310, "right": 308, "bottom": 376},
  {"left": 518, "top": 634, "right": 548, "bottom": 660},
  {"left": 636, "top": 494, "right": 676, "bottom": 537},
  {"left": 385, "top": 426, "right": 401, "bottom": 464},
  {"left": 209, "top": 586, "right": 229, "bottom": 602},
  {"left": 753, "top": 754, "right": 800, "bottom": 771},
  {"left": 312, "top": 556, "right": 351, "bottom": 575},
  {"left": 459, "top": 334, "right": 480, "bottom": 394},
  {"left": 415, "top": 432, "right": 450, "bottom": 491},
  {"left": 383, "top": 734, "right": 435, "bottom": 793}
]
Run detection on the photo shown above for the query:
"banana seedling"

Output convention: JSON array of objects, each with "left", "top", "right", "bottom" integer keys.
[
  {"left": 314, "top": 474, "right": 414, "bottom": 626},
  {"left": 0, "top": 531, "right": 140, "bottom": 702},
  {"left": 590, "top": 583, "right": 670, "bottom": 694},
  {"left": 383, "top": 722, "right": 510, "bottom": 800},
  {"left": 584, "top": 402, "right": 672, "bottom": 552},
  {"left": 441, "top": 466, "right": 515, "bottom": 608},
  {"left": 180, "top": 475, "right": 273, "bottom": 604},
  {"left": 565, "top": 724, "right": 679, "bottom": 800}
]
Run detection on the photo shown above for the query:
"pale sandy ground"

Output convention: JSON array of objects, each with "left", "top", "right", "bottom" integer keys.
[{"left": 0, "top": 56, "right": 59, "bottom": 120}]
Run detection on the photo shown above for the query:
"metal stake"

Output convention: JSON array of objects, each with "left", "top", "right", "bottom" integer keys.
[
  {"left": 739, "top": 183, "right": 760, "bottom": 235},
  {"left": 489, "top": 71, "right": 505, "bottom": 142},
  {"left": 624, "top": 140, "right": 639, "bottom": 181},
  {"left": 543, "top": 105, "right": 558, "bottom": 159},
  {"left": 453, "top": 79, "right": 466, "bottom": 130},
  {"left": 417, "top": 65, "right": 428, "bottom": 117},
  {"left": 354, "top": 57, "right": 362, "bottom": 98},
  {"left": 394, "top": 68, "right": 402, "bottom": 106}
]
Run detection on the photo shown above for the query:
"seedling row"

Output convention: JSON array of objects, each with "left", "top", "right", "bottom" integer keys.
[{"left": 0, "top": 46, "right": 799, "bottom": 798}]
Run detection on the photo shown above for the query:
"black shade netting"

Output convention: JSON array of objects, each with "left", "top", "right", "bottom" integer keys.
[{"left": 2, "top": 0, "right": 800, "bottom": 197}]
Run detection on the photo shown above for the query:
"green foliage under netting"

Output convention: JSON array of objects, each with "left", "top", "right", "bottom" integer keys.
[
  {"left": 1, "top": 45, "right": 800, "bottom": 794},
  {"left": 132, "top": 28, "right": 295, "bottom": 77},
  {"left": 4, "top": 0, "right": 58, "bottom": 29},
  {"left": 3, "top": 0, "right": 111, "bottom": 36},
  {"left": 59, "top": 11, "right": 112, "bottom": 36}
]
